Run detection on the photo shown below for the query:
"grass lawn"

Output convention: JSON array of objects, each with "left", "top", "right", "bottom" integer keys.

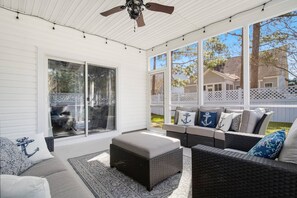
[
  {"left": 151, "top": 114, "right": 292, "bottom": 134},
  {"left": 266, "top": 121, "right": 292, "bottom": 135}
]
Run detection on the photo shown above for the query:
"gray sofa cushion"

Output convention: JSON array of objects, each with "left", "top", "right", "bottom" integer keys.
[
  {"left": 187, "top": 126, "right": 215, "bottom": 137},
  {"left": 163, "top": 123, "right": 187, "bottom": 133},
  {"left": 174, "top": 106, "right": 199, "bottom": 125},
  {"left": 112, "top": 132, "right": 180, "bottom": 159},
  {"left": 0, "top": 137, "right": 32, "bottom": 175},
  {"left": 46, "top": 171, "right": 91, "bottom": 198},
  {"left": 239, "top": 110, "right": 264, "bottom": 133},
  {"left": 214, "top": 130, "right": 225, "bottom": 140},
  {"left": 278, "top": 118, "right": 297, "bottom": 164},
  {"left": 20, "top": 153, "right": 66, "bottom": 177},
  {"left": 199, "top": 106, "right": 224, "bottom": 123}
]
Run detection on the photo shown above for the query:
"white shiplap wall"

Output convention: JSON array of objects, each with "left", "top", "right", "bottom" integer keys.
[{"left": 0, "top": 8, "right": 147, "bottom": 138}]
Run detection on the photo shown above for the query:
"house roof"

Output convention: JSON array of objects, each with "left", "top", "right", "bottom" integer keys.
[
  {"left": 204, "top": 69, "right": 240, "bottom": 81},
  {"left": 0, "top": 0, "right": 268, "bottom": 50}
]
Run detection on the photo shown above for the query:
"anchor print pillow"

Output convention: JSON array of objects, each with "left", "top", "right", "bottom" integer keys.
[
  {"left": 216, "top": 112, "right": 233, "bottom": 132},
  {"left": 199, "top": 111, "right": 217, "bottom": 128},
  {"left": 177, "top": 111, "right": 196, "bottom": 126},
  {"left": 14, "top": 134, "right": 53, "bottom": 164}
]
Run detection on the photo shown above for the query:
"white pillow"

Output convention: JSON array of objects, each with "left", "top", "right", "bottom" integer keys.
[
  {"left": 216, "top": 112, "right": 233, "bottom": 132},
  {"left": 278, "top": 118, "right": 297, "bottom": 164},
  {"left": 177, "top": 111, "right": 196, "bottom": 126},
  {"left": 0, "top": 175, "right": 51, "bottom": 198},
  {"left": 13, "top": 133, "right": 54, "bottom": 164}
]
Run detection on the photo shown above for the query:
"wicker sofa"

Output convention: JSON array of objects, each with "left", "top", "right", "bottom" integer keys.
[
  {"left": 163, "top": 106, "right": 273, "bottom": 148},
  {"left": 191, "top": 131, "right": 297, "bottom": 197}
]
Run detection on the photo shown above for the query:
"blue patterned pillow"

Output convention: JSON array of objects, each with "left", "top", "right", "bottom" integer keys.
[
  {"left": 248, "top": 130, "right": 286, "bottom": 159},
  {"left": 199, "top": 111, "right": 217, "bottom": 128}
]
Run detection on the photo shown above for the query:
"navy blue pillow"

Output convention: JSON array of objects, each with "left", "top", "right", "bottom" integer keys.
[
  {"left": 247, "top": 130, "right": 286, "bottom": 159},
  {"left": 199, "top": 111, "right": 217, "bottom": 128}
]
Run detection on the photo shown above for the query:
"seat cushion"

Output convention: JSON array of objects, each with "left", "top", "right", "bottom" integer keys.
[
  {"left": 187, "top": 126, "right": 215, "bottom": 137},
  {"left": 20, "top": 153, "right": 66, "bottom": 177},
  {"left": 214, "top": 130, "right": 225, "bottom": 140},
  {"left": 112, "top": 132, "right": 180, "bottom": 159},
  {"left": 278, "top": 118, "right": 297, "bottom": 164},
  {"left": 162, "top": 123, "right": 187, "bottom": 133},
  {"left": 46, "top": 171, "right": 91, "bottom": 198}
]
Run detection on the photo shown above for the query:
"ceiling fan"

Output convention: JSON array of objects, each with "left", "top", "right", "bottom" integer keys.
[{"left": 100, "top": 0, "right": 174, "bottom": 27}]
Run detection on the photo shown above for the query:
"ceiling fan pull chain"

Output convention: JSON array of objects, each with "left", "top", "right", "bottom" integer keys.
[{"left": 134, "top": 20, "right": 136, "bottom": 32}]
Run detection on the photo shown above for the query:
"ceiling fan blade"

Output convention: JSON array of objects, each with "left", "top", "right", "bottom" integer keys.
[
  {"left": 100, "top": 5, "right": 126, "bottom": 17},
  {"left": 145, "top": 3, "right": 174, "bottom": 14},
  {"left": 136, "top": 13, "right": 145, "bottom": 27}
]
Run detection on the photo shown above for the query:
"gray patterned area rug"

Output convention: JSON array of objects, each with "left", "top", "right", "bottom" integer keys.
[{"left": 68, "top": 150, "right": 192, "bottom": 198}]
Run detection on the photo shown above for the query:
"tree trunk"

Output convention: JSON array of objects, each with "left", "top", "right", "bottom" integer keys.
[
  {"left": 240, "top": 33, "right": 244, "bottom": 88},
  {"left": 250, "top": 23, "right": 261, "bottom": 88},
  {"left": 152, "top": 57, "right": 156, "bottom": 95}
]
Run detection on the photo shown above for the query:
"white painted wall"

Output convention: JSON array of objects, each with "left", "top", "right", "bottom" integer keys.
[{"left": 0, "top": 8, "right": 147, "bottom": 139}]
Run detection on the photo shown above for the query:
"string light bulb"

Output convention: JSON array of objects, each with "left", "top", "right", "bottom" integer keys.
[
  {"left": 229, "top": 17, "right": 232, "bottom": 23},
  {"left": 105, "top": 38, "right": 108, "bottom": 44},
  {"left": 152, "top": 48, "right": 154, "bottom": 52},
  {"left": 182, "top": 35, "right": 185, "bottom": 41},
  {"left": 139, "top": 48, "right": 141, "bottom": 53},
  {"left": 124, "top": 44, "right": 127, "bottom": 49},
  {"left": 83, "top": 31, "right": 86, "bottom": 38},
  {"left": 16, "top": 12, "right": 19, "bottom": 19},
  {"left": 203, "top": 27, "right": 206, "bottom": 33},
  {"left": 52, "top": 23, "right": 56, "bottom": 30},
  {"left": 262, "top": 3, "right": 266, "bottom": 12},
  {"left": 166, "top": 42, "right": 168, "bottom": 47}
]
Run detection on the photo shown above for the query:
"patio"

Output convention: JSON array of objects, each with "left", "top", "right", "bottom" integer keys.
[{"left": 0, "top": 0, "right": 297, "bottom": 197}]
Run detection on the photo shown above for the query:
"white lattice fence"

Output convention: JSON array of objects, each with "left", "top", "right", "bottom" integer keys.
[{"left": 50, "top": 93, "right": 84, "bottom": 105}]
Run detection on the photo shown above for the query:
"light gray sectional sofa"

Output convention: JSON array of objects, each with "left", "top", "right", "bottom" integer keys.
[
  {"left": 20, "top": 137, "right": 91, "bottom": 198},
  {"left": 163, "top": 106, "right": 273, "bottom": 148}
]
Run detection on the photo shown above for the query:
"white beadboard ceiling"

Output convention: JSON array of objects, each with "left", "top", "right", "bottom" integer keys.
[{"left": 0, "top": 0, "right": 269, "bottom": 50}]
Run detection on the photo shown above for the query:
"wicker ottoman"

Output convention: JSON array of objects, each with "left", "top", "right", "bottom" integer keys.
[{"left": 110, "top": 132, "right": 183, "bottom": 191}]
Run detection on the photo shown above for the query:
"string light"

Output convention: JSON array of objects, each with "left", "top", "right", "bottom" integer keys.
[
  {"left": 52, "top": 23, "right": 55, "bottom": 30},
  {"left": 83, "top": 31, "right": 86, "bottom": 38},
  {"left": 124, "top": 44, "right": 127, "bottom": 49},
  {"left": 262, "top": 3, "right": 266, "bottom": 12},
  {"left": 139, "top": 48, "right": 141, "bottom": 53},
  {"left": 105, "top": 38, "right": 108, "bottom": 44},
  {"left": 229, "top": 17, "right": 232, "bottom": 23},
  {"left": 182, "top": 35, "right": 185, "bottom": 41},
  {"left": 16, "top": 11, "right": 19, "bottom": 19},
  {"left": 152, "top": 48, "right": 154, "bottom": 51},
  {"left": 203, "top": 27, "right": 206, "bottom": 33},
  {"left": 166, "top": 42, "right": 168, "bottom": 47}
]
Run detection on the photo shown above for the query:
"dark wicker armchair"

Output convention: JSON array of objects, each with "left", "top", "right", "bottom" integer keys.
[{"left": 191, "top": 132, "right": 297, "bottom": 198}]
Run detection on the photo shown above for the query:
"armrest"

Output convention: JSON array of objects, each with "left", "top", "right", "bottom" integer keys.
[
  {"left": 45, "top": 137, "right": 54, "bottom": 152},
  {"left": 191, "top": 145, "right": 297, "bottom": 197},
  {"left": 225, "top": 131, "right": 263, "bottom": 152}
]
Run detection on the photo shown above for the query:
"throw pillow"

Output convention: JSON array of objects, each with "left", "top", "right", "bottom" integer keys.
[
  {"left": 177, "top": 111, "right": 196, "bottom": 126},
  {"left": 230, "top": 113, "right": 241, "bottom": 132},
  {"left": 0, "top": 137, "right": 32, "bottom": 175},
  {"left": 0, "top": 175, "right": 51, "bottom": 198},
  {"left": 199, "top": 111, "right": 217, "bottom": 128},
  {"left": 278, "top": 118, "right": 297, "bottom": 164},
  {"left": 216, "top": 112, "right": 233, "bottom": 132},
  {"left": 247, "top": 130, "right": 286, "bottom": 159},
  {"left": 14, "top": 133, "right": 54, "bottom": 164}
]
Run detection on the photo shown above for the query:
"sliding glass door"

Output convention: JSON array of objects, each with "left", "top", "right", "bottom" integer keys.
[
  {"left": 48, "top": 59, "right": 116, "bottom": 138},
  {"left": 87, "top": 65, "right": 116, "bottom": 134}
]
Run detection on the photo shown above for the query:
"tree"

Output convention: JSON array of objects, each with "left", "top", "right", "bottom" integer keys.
[{"left": 250, "top": 11, "right": 297, "bottom": 88}]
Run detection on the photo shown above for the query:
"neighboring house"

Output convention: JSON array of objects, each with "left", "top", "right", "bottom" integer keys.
[{"left": 184, "top": 47, "right": 289, "bottom": 93}]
